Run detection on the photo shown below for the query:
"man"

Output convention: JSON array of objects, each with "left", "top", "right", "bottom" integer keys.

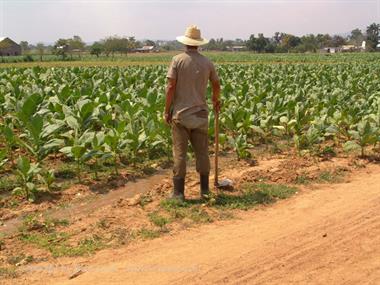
[{"left": 164, "top": 25, "right": 221, "bottom": 200}]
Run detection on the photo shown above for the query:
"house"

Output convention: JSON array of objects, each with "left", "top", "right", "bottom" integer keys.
[
  {"left": 0, "top": 37, "right": 21, "bottom": 56},
  {"left": 227, "top": 45, "right": 246, "bottom": 52},
  {"left": 136, "top": 46, "right": 156, "bottom": 53},
  {"left": 361, "top": 41, "right": 366, "bottom": 51},
  {"left": 341, "top": 45, "right": 357, "bottom": 52},
  {"left": 321, "top": 47, "right": 337, "bottom": 54}
]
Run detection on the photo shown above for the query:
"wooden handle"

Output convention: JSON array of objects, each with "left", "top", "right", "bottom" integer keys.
[{"left": 214, "top": 111, "right": 219, "bottom": 187}]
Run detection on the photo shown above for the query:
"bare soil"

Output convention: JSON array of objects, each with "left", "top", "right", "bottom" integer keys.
[{"left": 1, "top": 153, "right": 379, "bottom": 284}]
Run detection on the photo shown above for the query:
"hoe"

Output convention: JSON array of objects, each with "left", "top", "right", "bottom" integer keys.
[{"left": 214, "top": 110, "right": 233, "bottom": 191}]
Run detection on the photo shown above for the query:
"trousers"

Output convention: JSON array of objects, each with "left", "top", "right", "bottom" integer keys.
[{"left": 171, "top": 116, "right": 210, "bottom": 179}]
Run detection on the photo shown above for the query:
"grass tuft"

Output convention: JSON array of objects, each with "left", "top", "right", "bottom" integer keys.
[
  {"left": 137, "top": 228, "right": 161, "bottom": 240},
  {"left": 20, "top": 214, "right": 69, "bottom": 233},
  {"left": 160, "top": 198, "right": 191, "bottom": 210},
  {"left": 148, "top": 212, "right": 170, "bottom": 228},
  {"left": 317, "top": 169, "right": 346, "bottom": 183},
  {"left": 20, "top": 228, "right": 103, "bottom": 257},
  {"left": 0, "top": 266, "right": 18, "bottom": 278},
  {"left": 295, "top": 173, "right": 311, "bottom": 185},
  {"left": 215, "top": 183, "right": 297, "bottom": 210}
]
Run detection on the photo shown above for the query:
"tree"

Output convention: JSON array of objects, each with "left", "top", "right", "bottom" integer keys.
[
  {"left": 350, "top": 28, "right": 364, "bottom": 46},
  {"left": 299, "top": 34, "right": 318, "bottom": 52},
  {"left": 68, "top": 35, "right": 85, "bottom": 59},
  {"left": 19, "top": 41, "right": 29, "bottom": 54},
  {"left": 281, "top": 34, "right": 301, "bottom": 52},
  {"left": 247, "top": 34, "right": 271, "bottom": 53},
  {"left": 264, "top": 41, "right": 276, "bottom": 53},
  {"left": 102, "top": 36, "right": 130, "bottom": 57},
  {"left": 103, "top": 36, "right": 118, "bottom": 57},
  {"left": 316, "top": 34, "right": 332, "bottom": 48},
  {"left": 206, "top": 38, "right": 218, "bottom": 50},
  {"left": 90, "top": 42, "right": 104, "bottom": 57},
  {"left": 53, "top": 38, "right": 69, "bottom": 59},
  {"left": 366, "top": 23, "right": 380, "bottom": 51},
  {"left": 119, "top": 37, "right": 129, "bottom": 55},
  {"left": 256, "top": 34, "right": 269, "bottom": 53},
  {"left": 127, "top": 37, "right": 137, "bottom": 52},
  {"left": 273, "top": 32, "right": 282, "bottom": 45},
  {"left": 331, "top": 35, "right": 346, "bottom": 47},
  {"left": 36, "top": 42, "right": 45, "bottom": 61},
  {"left": 222, "top": 40, "right": 233, "bottom": 51},
  {"left": 246, "top": 34, "right": 258, "bottom": 52},
  {"left": 214, "top": 38, "right": 226, "bottom": 50},
  {"left": 69, "top": 35, "right": 85, "bottom": 49},
  {"left": 144, "top": 39, "right": 156, "bottom": 47}
]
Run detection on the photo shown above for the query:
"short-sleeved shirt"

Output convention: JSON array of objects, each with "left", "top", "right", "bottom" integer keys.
[{"left": 166, "top": 50, "right": 219, "bottom": 119}]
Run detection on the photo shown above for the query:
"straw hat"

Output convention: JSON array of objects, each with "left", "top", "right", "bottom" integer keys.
[{"left": 176, "top": 25, "right": 209, "bottom": 46}]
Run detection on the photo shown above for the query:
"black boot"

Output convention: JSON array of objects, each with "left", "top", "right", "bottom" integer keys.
[
  {"left": 200, "top": 174, "right": 210, "bottom": 198},
  {"left": 171, "top": 177, "right": 185, "bottom": 200}
]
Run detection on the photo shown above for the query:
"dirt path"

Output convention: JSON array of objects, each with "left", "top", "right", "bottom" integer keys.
[
  {"left": 14, "top": 163, "right": 380, "bottom": 285},
  {"left": 1, "top": 170, "right": 170, "bottom": 236}
]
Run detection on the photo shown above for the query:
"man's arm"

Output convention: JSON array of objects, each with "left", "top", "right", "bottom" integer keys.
[
  {"left": 164, "top": 78, "right": 176, "bottom": 124},
  {"left": 211, "top": 79, "right": 221, "bottom": 113}
]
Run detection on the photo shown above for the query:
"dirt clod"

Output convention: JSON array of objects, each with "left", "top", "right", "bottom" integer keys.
[
  {"left": 126, "top": 194, "right": 142, "bottom": 206},
  {"left": 69, "top": 269, "right": 85, "bottom": 279}
]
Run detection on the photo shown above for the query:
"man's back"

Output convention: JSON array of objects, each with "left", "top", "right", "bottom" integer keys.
[{"left": 167, "top": 50, "right": 218, "bottom": 117}]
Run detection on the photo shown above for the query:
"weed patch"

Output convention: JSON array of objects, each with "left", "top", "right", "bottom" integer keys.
[
  {"left": 0, "top": 175, "right": 19, "bottom": 194},
  {"left": 317, "top": 169, "right": 346, "bottom": 183},
  {"left": 20, "top": 214, "right": 69, "bottom": 232},
  {"left": 215, "top": 183, "right": 297, "bottom": 210},
  {"left": 19, "top": 216, "right": 102, "bottom": 258},
  {"left": 20, "top": 231, "right": 104, "bottom": 257},
  {"left": 295, "top": 173, "right": 311, "bottom": 185},
  {"left": 137, "top": 228, "right": 161, "bottom": 240},
  {"left": 0, "top": 266, "right": 18, "bottom": 278},
  {"left": 148, "top": 212, "right": 170, "bottom": 228}
]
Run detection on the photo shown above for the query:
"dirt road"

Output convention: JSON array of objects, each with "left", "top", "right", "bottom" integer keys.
[{"left": 16, "top": 163, "right": 379, "bottom": 285}]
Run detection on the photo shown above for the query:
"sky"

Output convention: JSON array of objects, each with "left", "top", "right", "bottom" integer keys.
[{"left": 0, "top": 0, "right": 379, "bottom": 44}]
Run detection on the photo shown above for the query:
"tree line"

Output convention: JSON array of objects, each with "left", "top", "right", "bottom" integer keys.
[
  {"left": 20, "top": 36, "right": 154, "bottom": 60},
  {"left": 207, "top": 23, "right": 379, "bottom": 52},
  {"left": 18, "top": 23, "right": 380, "bottom": 60}
]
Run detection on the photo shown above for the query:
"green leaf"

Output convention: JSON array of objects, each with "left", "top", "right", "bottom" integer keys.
[
  {"left": 343, "top": 141, "right": 361, "bottom": 153},
  {"left": 19, "top": 93, "right": 42, "bottom": 122},
  {"left": 28, "top": 115, "right": 44, "bottom": 142},
  {"left": 3, "top": 126, "right": 15, "bottom": 143},
  {"left": 59, "top": 146, "right": 73, "bottom": 156},
  {"left": 80, "top": 102, "right": 95, "bottom": 121},
  {"left": 250, "top": 125, "right": 265, "bottom": 135},
  {"left": 66, "top": 116, "right": 80, "bottom": 130},
  {"left": 16, "top": 156, "right": 31, "bottom": 176},
  {"left": 12, "top": 187, "right": 24, "bottom": 196},
  {"left": 43, "top": 138, "right": 64, "bottom": 150},
  {"left": 273, "top": 125, "right": 285, "bottom": 131},
  {"left": 41, "top": 122, "right": 64, "bottom": 138},
  {"left": 71, "top": 145, "right": 86, "bottom": 159}
]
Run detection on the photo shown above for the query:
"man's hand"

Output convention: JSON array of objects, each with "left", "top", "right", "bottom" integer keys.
[
  {"left": 164, "top": 113, "right": 172, "bottom": 125},
  {"left": 165, "top": 78, "right": 176, "bottom": 125}
]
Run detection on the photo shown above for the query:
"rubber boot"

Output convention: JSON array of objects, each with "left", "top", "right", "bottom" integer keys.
[
  {"left": 171, "top": 177, "right": 185, "bottom": 201},
  {"left": 200, "top": 174, "right": 210, "bottom": 198}
]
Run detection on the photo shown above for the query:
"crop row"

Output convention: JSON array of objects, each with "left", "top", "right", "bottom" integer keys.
[{"left": 0, "top": 63, "right": 379, "bottom": 200}]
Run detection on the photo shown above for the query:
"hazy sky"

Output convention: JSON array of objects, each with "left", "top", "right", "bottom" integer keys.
[{"left": 0, "top": 0, "right": 379, "bottom": 43}]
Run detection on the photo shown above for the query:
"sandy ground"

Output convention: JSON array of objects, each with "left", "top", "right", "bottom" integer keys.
[{"left": 9, "top": 162, "right": 380, "bottom": 285}]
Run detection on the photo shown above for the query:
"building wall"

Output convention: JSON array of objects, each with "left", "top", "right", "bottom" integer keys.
[{"left": 0, "top": 45, "right": 22, "bottom": 56}]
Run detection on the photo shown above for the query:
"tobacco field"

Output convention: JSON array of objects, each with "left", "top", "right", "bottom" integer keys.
[{"left": 0, "top": 62, "right": 380, "bottom": 200}]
